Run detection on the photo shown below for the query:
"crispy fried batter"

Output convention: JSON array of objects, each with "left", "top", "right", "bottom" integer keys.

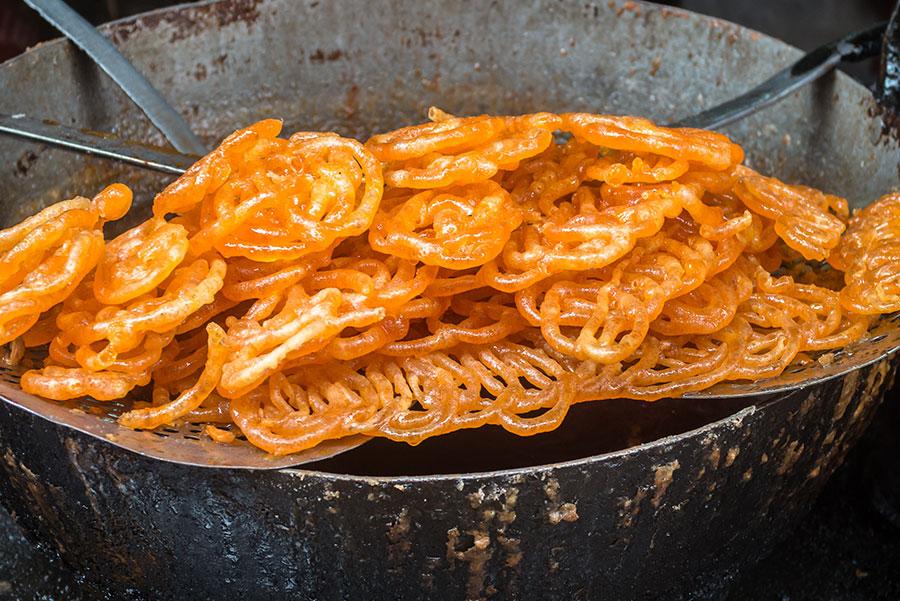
[{"left": 1, "top": 112, "right": 894, "bottom": 456}]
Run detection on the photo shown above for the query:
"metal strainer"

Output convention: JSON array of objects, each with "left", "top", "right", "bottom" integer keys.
[
  {"left": 0, "top": 316, "right": 898, "bottom": 468},
  {"left": 0, "top": 356, "right": 369, "bottom": 469},
  {"left": 0, "top": 0, "right": 369, "bottom": 469}
]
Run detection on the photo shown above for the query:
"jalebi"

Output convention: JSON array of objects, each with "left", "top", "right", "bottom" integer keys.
[
  {"left": 831, "top": 193, "right": 900, "bottom": 314},
  {"left": 0, "top": 110, "right": 894, "bottom": 457}
]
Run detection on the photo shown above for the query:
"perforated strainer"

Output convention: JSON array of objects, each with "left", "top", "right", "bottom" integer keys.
[
  {"left": 0, "top": 316, "right": 896, "bottom": 469},
  {"left": 0, "top": 357, "right": 369, "bottom": 469}
]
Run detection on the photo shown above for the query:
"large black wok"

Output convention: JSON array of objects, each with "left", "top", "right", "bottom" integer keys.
[{"left": 0, "top": 1, "right": 898, "bottom": 599}]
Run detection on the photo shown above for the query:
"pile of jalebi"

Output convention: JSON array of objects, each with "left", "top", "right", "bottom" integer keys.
[{"left": 2, "top": 110, "right": 899, "bottom": 455}]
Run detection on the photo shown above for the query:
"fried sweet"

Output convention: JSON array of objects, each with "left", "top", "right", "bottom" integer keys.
[
  {"left": 477, "top": 182, "right": 693, "bottom": 291},
  {"left": 153, "top": 120, "right": 283, "bottom": 218},
  {"left": 540, "top": 231, "right": 716, "bottom": 362},
  {"left": 382, "top": 291, "right": 525, "bottom": 356},
  {"left": 367, "top": 109, "right": 502, "bottom": 162},
  {"left": 1, "top": 200, "right": 96, "bottom": 290},
  {"left": 94, "top": 218, "right": 189, "bottom": 305},
  {"left": 651, "top": 261, "right": 754, "bottom": 336},
  {"left": 222, "top": 244, "right": 335, "bottom": 301},
  {"left": 2, "top": 112, "right": 896, "bottom": 458},
  {"left": 585, "top": 152, "right": 689, "bottom": 186},
  {"left": 214, "top": 133, "right": 384, "bottom": 261},
  {"left": 831, "top": 193, "right": 900, "bottom": 314},
  {"left": 20, "top": 365, "right": 149, "bottom": 401},
  {"left": 479, "top": 180, "right": 749, "bottom": 292},
  {"left": 156, "top": 121, "right": 384, "bottom": 263},
  {"left": 0, "top": 185, "right": 130, "bottom": 345},
  {"left": 230, "top": 340, "right": 580, "bottom": 454},
  {"left": 369, "top": 109, "right": 561, "bottom": 189},
  {"left": 62, "top": 258, "right": 226, "bottom": 371},
  {"left": 306, "top": 256, "right": 437, "bottom": 313},
  {"left": 563, "top": 113, "right": 744, "bottom": 171},
  {"left": 118, "top": 323, "right": 227, "bottom": 430},
  {"left": 218, "top": 286, "right": 385, "bottom": 399},
  {"left": 0, "top": 231, "right": 105, "bottom": 345},
  {"left": 369, "top": 182, "right": 522, "bottom": 269},
  {"left": 733, "top": 166, "right": 847, "bottom": 261},
  {"left": 498, "top": 138, "right": 598, "bottom": 217}
]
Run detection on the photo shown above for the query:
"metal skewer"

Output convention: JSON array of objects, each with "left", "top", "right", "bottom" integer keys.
[{"left": 0, "top": 113, "right": 197, "bottom": 175}]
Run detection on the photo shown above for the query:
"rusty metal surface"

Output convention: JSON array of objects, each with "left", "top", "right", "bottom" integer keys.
[
  {"left": 1, "top": 0, "right": 898, "bottom": 219},
  {"left": 0, "top": 0, "right": 899, "bottom": 598}
]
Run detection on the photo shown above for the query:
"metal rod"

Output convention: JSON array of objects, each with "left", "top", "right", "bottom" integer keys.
[
  {"left": 23, "top": 0, "right": 208, "bottom": 156},
  {"left": 0, "top": 113, "right": 194, "bottom": 175},
  {"left": 669, "top": 22, "right": 885, "bottom": 130}
]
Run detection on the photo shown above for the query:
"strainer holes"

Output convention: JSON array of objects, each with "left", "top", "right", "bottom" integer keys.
[{"left": 183, "top": 434, "right": 201, "bottom": 441}]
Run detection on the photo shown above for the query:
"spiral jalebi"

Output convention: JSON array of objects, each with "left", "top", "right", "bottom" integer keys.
[
  {"left": 368, "top": 109, "right": 561, "bottom": 189},
  {"left": 0, "top": 110, "right": 896, "bottom": 456},
  {"left": 831, "top": 193, "right": 900, "bottom": 314},
  {"left": 0, "top": 184, "right": 130, "bottom": 345}
]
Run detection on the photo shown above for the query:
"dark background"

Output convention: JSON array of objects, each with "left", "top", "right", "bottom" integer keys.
[{"left": 0, "top": 1, "right": 899, "bottom": 600}]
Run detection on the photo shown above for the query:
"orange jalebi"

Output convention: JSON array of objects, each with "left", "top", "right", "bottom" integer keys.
[
  {"left": 156, "top": 121, "right": 383, "bottom": 262},
  {"left": 0, "top": 184, "right": 130, "bottom": 345},
  {"left": 369, "top": 181, "right": 522, "bottom": 268},
  {"left": 93, "top": 217, "right": 189, "bottom": 305},
  {"left": 831, "top": 193, "right": 900, "bottom": 314},
  {"left": 367, "top": 108, "right": 561, "bottom": 189},
  {"left": 732, "top": 166, "right": 847, "bottom": 261},
  {"left": 0, "top": 110, "right": 895, "bottom": 457}
]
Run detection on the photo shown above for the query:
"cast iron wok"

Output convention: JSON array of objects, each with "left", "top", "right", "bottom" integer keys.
[{"left": 0, "top": 0, "right": 898, "bottom": 599}]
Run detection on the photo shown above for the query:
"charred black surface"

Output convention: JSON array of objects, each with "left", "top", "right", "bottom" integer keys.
[{"left": 874, "top": 2, "right": 900, "bottom": 139}]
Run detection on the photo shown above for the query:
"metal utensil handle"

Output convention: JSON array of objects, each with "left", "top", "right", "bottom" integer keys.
[
  {"left": 671, "top": 22, "right": 886, "bottom": 130},
  {"left": 0, "top": 113, "right": 194, "bottom": 174},
  {"left": 24, "top": 0, "right": 208, "bottom": 156}
]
